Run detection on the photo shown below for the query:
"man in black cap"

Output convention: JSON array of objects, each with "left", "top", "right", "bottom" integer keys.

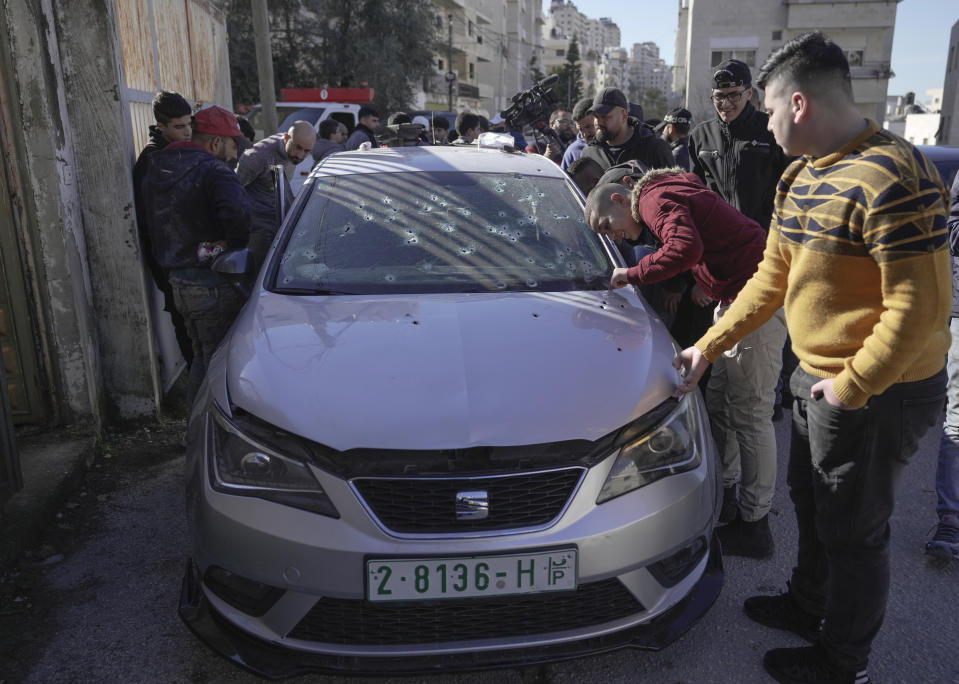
[
  {"left": 579, "top": 87, "right": 675, "bottom": 172},
  {"left": 687, "top": 59, "right": 791, "bottom": 557},
  {"left": 688, "top": 60, "right": 788, "bottom": 231},
  {"left": 657, "top": 107, "right": 693, "bottom": 170}
]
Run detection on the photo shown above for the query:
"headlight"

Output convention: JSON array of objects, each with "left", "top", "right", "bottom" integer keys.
[
  {"left": 207, "top": 403, "right": 339, "bottom": 517},
  {"left": 596, "top": 396, "right": 702, "bottom": 504}
]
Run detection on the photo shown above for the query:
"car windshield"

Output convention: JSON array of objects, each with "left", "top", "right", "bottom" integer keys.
[{"left": 271, "top": 170, "right": 612, "bottom": 294}]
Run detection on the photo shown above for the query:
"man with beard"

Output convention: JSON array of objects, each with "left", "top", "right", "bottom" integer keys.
[
  {"left": 657, "top": 107, "right": 693, "bottom": 171},
  {"left": 236, "top": 120, "right": 316, "bottom": 269},
  {"left": 579, "top": 87, "right": 675, "bottom": 171},
  {"left": 561, "top": 97, "right": 596, "bottom": 171},
  {"left": 140, "top": 105, "right": 251, "bottom": 406}
]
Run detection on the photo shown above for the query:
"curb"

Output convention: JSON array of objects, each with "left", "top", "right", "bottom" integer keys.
[{"left": 0, "top": 429, "right": 98, "bottom": 569}]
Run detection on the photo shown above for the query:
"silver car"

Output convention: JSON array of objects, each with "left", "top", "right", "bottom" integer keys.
[{"left": 180, "top": 144, "right": 723, "bottom": 678}]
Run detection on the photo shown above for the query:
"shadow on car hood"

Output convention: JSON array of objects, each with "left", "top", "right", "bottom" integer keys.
[{"left": 224, "top": 289, "right": 679, "bottom": 451}]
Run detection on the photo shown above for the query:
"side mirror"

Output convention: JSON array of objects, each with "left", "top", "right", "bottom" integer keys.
[{"left": 211, "top": 248, "right": 253, "bottom": 276}]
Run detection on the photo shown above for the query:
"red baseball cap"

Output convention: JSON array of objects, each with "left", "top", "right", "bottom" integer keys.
[{"left": 193, "top": 105, "right": 243, "bottom": 138}]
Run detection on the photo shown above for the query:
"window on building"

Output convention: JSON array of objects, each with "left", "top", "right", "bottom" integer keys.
[
  {"left": 771, "top": 30, "right": 782, "bottom": 41},
  {"left": 710, "top": 49, "right": 756, "bottom": 68},
  {"left": 844, "top": 50, "right": 864, "bottom": 67},
  {"left": 436, "top": 15, "right": 442, "bottom": 29},
  {"left": 438, "top": 59, "right": 444, "bottom": 70},
  {"left": 478, "top": 33, "right": 483, "bottom": 45},
  {"left": 557, "top": 49, "right": 565, "bottom": 57},
  {"left": 468, "top": 20, "right": 474, "bottom": 37},
  {"left": 949, "top": 45, "right": 955, "bottom": 73},
  {"left": 469, "top": 63, "right": 475, "bottom": 80}
]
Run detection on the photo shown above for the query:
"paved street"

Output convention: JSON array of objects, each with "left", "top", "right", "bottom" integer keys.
[{"left": 1, "top": 409, "right": 957, "bottom": 684}]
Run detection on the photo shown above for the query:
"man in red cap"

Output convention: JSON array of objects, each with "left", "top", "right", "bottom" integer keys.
[{"left": 140, "top": 104, "right": 252, "bottom": 405}]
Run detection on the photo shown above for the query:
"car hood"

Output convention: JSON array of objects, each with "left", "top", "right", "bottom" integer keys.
[{"left": 223, "top": 290, "right": 679, "bottom": 451}]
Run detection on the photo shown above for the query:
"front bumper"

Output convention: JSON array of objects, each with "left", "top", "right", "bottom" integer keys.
[{"left": 179, "top": 534, "right": 723, "bottom": 679}]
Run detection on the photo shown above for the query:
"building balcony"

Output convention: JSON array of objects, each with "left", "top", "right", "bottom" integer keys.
[{"left": 850, "top": 63, "right": 895, "bottom": 80}]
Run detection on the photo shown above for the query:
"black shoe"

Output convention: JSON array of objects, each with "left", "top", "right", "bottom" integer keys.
[
  {"left": 744, "top": 583, "right": 823, "bottom": 643},
  {"left": 763, "top": 644, "right": 870, "bottom": 684},
  {"left": 717, "top": 513, "right": 773, "bottom": 558},
  {"left": 719, "top": 485, "right": 738, "bottom": 524}
]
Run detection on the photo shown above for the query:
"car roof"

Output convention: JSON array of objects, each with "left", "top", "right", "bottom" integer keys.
[
  {"left": 916, "top": 144, "right": 959, "bottom": 161},
  {"left": 311, "top": 145, "right": 569, "bottom": 178}
]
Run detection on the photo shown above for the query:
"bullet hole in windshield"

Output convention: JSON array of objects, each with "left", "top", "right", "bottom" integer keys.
[
  {"left": 384, "top": 273, "right": 396, "bottom": 282},
  {"left": 532, "top": 313, "right": 540, "bottom": 318},
  {"left": 495, "top": 281, "right": 507, "bottom": 289},
  {"left": 526, "top": 279, "right": 538, "bottom": 287}
]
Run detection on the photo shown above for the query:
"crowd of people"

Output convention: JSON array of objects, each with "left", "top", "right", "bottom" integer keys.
[{"left": 133, "top": 30, "right": 956, "bottom": 684}]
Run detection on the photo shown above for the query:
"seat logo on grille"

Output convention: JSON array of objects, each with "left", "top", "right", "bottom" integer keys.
[{"left": 455, "top": 490, "right": 489, "bottom": 521}]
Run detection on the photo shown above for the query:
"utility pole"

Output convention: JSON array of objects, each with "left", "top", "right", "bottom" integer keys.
[
  {"left": 252, "top": 0, "right": 277, "bottom": 135},
  {"left": 447, "top": 14, "right": 454, "bottom": 112}
]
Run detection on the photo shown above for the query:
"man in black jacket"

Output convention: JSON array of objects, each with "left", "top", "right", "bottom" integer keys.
[
  {"left": 687, "top": 59, "right": 791, "bottom": 552},
  {"left": 688, "top": 60, "right": 788, "bottom": 232},
  {"left": 579, "top": 87, "right": 675, "bottom": 171},
  {"left": 141, "top": 105, "right": 251, "bottom": 405},
  {"left": 133, "top": 91, "right": 194, "bottom": 364},
  {"left": 345, "top": 106, "right": 380, "bottom": 150}
]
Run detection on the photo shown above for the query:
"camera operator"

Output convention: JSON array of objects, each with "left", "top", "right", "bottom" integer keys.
[{"left": 580, "top": 88, "right": 674, "bottom": 171}]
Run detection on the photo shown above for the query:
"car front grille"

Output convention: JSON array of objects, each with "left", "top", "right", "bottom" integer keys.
[
  {"left": 286, "top": 578, "right": 643, "bottom": 645},
  {"left": 352, "top": 467, "right": 584, "bottom": 533}
]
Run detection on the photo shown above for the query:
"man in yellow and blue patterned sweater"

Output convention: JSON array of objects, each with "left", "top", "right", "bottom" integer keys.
[{"left": 675, "top": 32, "right": 950, "bottom": 684}]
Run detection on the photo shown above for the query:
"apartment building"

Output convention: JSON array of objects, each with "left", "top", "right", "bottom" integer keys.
[
  {"left": 598, "top": 47, "right": 631, "bottom": 92},
  {"left": 940, "top": 19, "right": 959, "bottom": 145},
  {"left": 630, "top": 42, "right": 672, "bottom": 103},
  {"left": 674, "top": 0, "right": 899, "bottom": 124},
  {"left": 422, "top": 0, "right": 544, "bottom": 118}
]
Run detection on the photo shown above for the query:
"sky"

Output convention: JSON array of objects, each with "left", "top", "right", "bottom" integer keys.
[{"left": 545, "top": 0, "right": 958, "bottom": 104}]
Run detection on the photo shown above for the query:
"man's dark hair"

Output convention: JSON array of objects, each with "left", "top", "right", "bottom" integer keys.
[
  {"left": 432, "top": 116, "right": 450, "bottom": 131},
  {"left": 478, "top": 115, "right": 490, "bottom": 133},
  {"left": 455, "top": 112, "right": 481, "bottom": 137},
  {"left": 568, "top": 156, "right": 605, "bottom": 195},
  {"left": 572, "top": 97, "right": 592, "bottom": 122},
  {"left": 756, "top": 31, "right": 853, "bottom": 100},
  {"left": 319, "top": 118, "right": 342, "bottom": 139},
  {"left": 388, "top": 112, "right": 412, "bottom": 125},
  {"left": 236, "top": 116, "right": 255, "bottom": 143},
  {"left": 358, "top": 106, "right": 380, "bottom": 120},
  {"left": 153, "top": 91, "right": 191, "bottom": 124}
]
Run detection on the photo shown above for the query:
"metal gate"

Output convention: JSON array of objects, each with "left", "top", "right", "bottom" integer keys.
[{"left": 114, "top": 0, "right": 232, "bottom": 392}]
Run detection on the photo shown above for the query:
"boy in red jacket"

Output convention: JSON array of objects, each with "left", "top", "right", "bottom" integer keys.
[{"left": 586, "top": 170, "right": 787, "bottom": 558}]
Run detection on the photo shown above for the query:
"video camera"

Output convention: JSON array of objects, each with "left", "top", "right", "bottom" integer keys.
[
  {"left": 500, "top": 74, "right": 563, "bottom": 149},
  {"left": 379, "top": 122, "right": 428, "bottom": 147}
]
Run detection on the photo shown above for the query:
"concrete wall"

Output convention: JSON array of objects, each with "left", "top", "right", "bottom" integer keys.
[{"left": 1, "top": 0, "right": 156, "bottom": 424}]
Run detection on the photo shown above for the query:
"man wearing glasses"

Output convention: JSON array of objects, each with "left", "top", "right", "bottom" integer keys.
[
  {"left": 687, "top": 59, "right": 790, "bottom": 559},
  {"left": 689, "top": 60, "right": 788, "bottom": 232}
]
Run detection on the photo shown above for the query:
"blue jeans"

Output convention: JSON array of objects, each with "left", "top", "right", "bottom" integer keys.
[
  {"left": 170, "top": 279, "right": 246, "bottom": 406},
  {"left": 937, "top": 317, "right": 959, "bottom": 518},
  {"left": 787, "top": 367, "right": 945, "bottom": 670}
]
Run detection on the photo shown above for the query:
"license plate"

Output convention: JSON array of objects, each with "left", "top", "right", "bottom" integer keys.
[{"left": 367, "top": 549, "right": 577, "bottom": 602}]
